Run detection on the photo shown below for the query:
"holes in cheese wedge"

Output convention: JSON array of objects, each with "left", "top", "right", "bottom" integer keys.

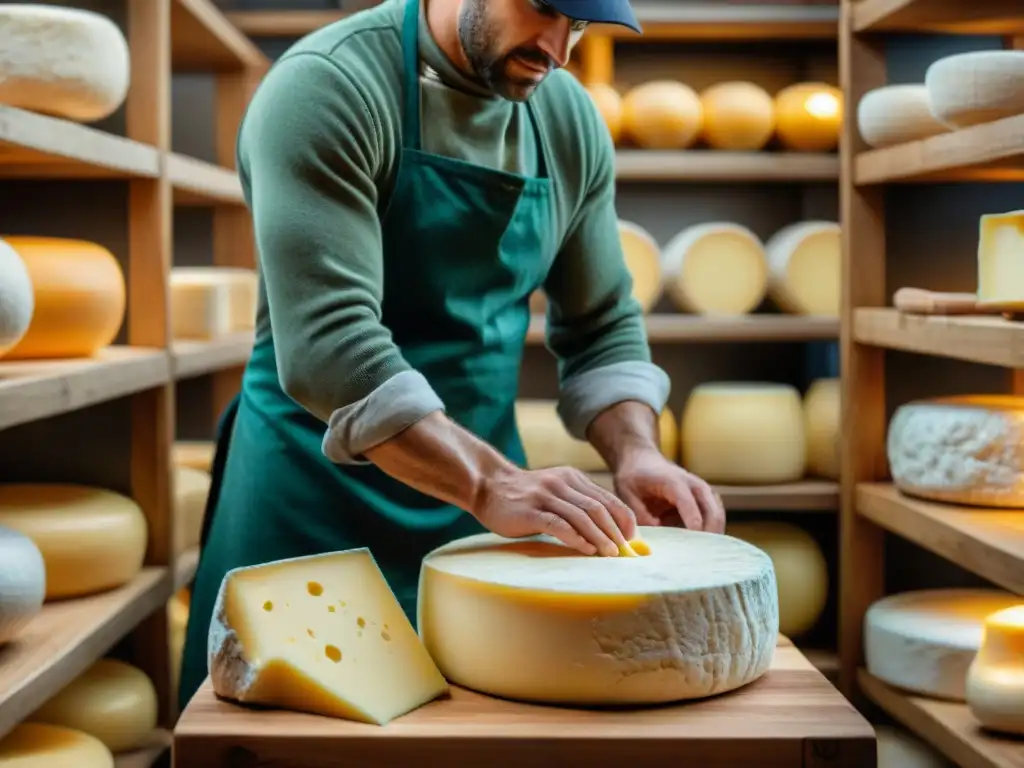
[{"left": 307, "top": 581, "right": 323, "bottom": 596}]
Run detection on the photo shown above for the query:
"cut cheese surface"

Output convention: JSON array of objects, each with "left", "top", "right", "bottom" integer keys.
[
  {"left": 174, "top": 466, "right": 210, "bottom": 554},
  {"left": 765, "top": 221, "right": 841, "bottom": 316},
  {"left": 0, "top": 6, "right": 129, "bottom": 122},
  {"left": 876, "top": 725, "right": 954, "bottom": 768},
  {"left": 699, "top": 81, "right": 775, "bottom": 151},
  {"left": 857, "top": 84, "right": 949, "bottom": 149},
  {"left": 661, "top": 223, "right": 767, "bottom": 315},
  {"left": 418, "top": 527, "right": 778, "bottom": 705},
  {"left": 29, "top": 659, "right": 157, "bottom": 753},
  {"left": 0, "top": 723, "right": 114, "bottom": 767},
  {"left": 0, "top": 526, "right": 45, "bottom": 645},
  {"left": 585, "top": 83, "right": 622, "bottom": 144},
  {"left": 773, "top": 82, "right": 842, "bottom": 152},
  {"left": 966, "top": 604, "right": 1024, "bottom": 735},
  {"left": 0, "top": 484, "right": 147, "bottom": 600},
  {"left": 0, "top": 238, "right": 125, "bottom": 360},
  {"left": 864, "top": 589, "right": 1022, "bottom": 701},
  {"left": 926, "top": 51, "right": 1024, "bottom": 128},
  {"left": 887, "top": 395, "right": 1024, "bottom": 508},
  {"left": 621, "top": 80, "right": 703, "bottom": 150},
  {"left": 170, "top": 267, "right": 258, "bottom": 340},
  {"left": 0, "top": 238, "right": 34, "bottom": 357},
  {"left": 976, "top": 210, "right": 1024, "bottom": 311},
  {"left": 208, "top": 549, "right": 448, "bottom": 725},
  {"left": 681, "top": 382, "right": 806, "bottom": 484},
  {"left": 803, "top": 378, "right": 840, "bottom": 480},
  {"left": 173, "top": 440, "right": 215, "bottom": 473}
]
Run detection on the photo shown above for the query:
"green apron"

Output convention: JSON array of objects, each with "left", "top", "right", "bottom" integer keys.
[{"left": 178, "top": 0, "right": 555, "bottom": 711}]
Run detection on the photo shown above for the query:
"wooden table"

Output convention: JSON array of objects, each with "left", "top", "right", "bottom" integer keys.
[{"left": 173, "top": 637, "right": 876, "bottom": 767}]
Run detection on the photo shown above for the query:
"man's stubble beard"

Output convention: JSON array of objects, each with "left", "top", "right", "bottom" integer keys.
[{"left": 457, "top": 0, "right": 543, "bottom": 102}]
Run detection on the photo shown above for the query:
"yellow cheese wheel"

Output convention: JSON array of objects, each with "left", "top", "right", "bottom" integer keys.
[
  {"left": 0, "top": 237, "right": 125, "bottom": 360},
  {"left": 168, "top": 588, "right": 190, "bottom": 697},
  {"left": 727, "top": 521, "right": 828, "bottom": 639},
  {"left": 29, "top": 659, "right": 157, "bottom": 753},
  {"left": 0, "top": 723, "right": 114, "bottom": 767},
  {"left": 173, "top": 440, "right": 215, "bottom": 472},
  {"left": 766, "top": 221, "right": 841, "bottom": 316},
  {"left": 585, "top": 83, "right": 623, "bottom": 144},
  {"left": 174, "top": 466, "right": 210, "bottom": 554},
  {"left": 0, "top": 484, "right": 147, "bottom": 600},
  {"left": 803, "top": 378, "right": 839, "bottom": 480},
  {"left": 966, "top": 605, "right": 1024, "bottom": 736},
  {"left": 699, "top": 81, "right": 775, "bottom": 151},
  {"left": 622, "top": 80, "right": 703, "bottom": 150},
  {"left": 774, "top": 82, "right": 842, "bottom": 152}
]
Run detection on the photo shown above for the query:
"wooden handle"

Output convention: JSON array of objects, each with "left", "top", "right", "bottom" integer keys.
[{"left": 893, "top": 287, "right": 981, "bottom": 315}]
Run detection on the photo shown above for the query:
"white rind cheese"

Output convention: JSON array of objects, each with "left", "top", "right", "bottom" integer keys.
[
  {"left": 966, "top": 605, "right": 1024, "bottom": 736},
  {"left": 418, "top": 527, "right": 779, "bottom": 706},
  {"left": 0, "top": 5, "right": 130, "bottom": 122},
  {"left": 0, "top": 238, "right": 34, "bottom": 357},
  {"left": 925, "top": 51, "right": 1024, "bottom": 129},
  {"left": 857, "top": 84, "right": 949, "bottom": 148},
  {"left": 865, "top": 588, "right": 1022, "bottom": 701},
  {"left": 765, "top": 221, "right": 841, "bottom": 316},
  {"left": 976, "top": 210, "right": 1024, "bottom": 312},
  {"left": 887, "top": 395, "right": 1024, "bottom": 508},
  {"left": 0, "top": 525, "right": 45, "bottom": 646}
]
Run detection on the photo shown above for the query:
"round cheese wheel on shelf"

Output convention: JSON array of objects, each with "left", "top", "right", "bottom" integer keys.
[
  {"left": 661, "top": 223, "right": 767, "bottom": 315},
  {"left": 765, "top": 221, "right": 841, "bottom": 316},
  {"left": 681, "top": 382, "right": 806, "bottom": 484},
  {"left": 29, "top": 658, "right": 158, "bottom": 753},
  {"left": 876, "top": 725, "right": 954, "bottom": 767},
  {"left": 585, "top": 83, "right": 623, "bottom": 144},
  {"left": 864, "top": 589, "right": 1022, "bottom": 701},
  {"left": 0, "top": 526, "right": 46, "bottom": 645},
  {"left": 925, "top": 51, "right": 1024, "bottom": 129},
  {"left": 699, "top": 81, "right": 775, "bottom": 151},
  {"left": 0, "top": 484, "right": 147, "bottom": 600},
  {"left": 774, "top": 82, "right": 842, "bottom": 152},
  {"left": 621, "top": 80, "right": 703, "bottom": 150},
  {"left": 174, "top": 466, "right": 210, "bottom": 554},
  {"left": 0, "top": 6, "right": 130, "bottom": 123},
  {"left": 0, "top": 238, "right": 34, "bottom": 357},
  {"left": 887, "top": 395, "right": 1024, "bottom": 508},
  {"left": 803, "top": 378, "right": 839, "bottom": 480},
  {"left": 727, "top": 522, "right": 828, "bottom": 639},
  {"left": 418, "top": 527, "right": 779, "bottom": 705},
  {"left": 0, "top": 723, "right": 114, "bottom": 767},
  {"left": 173, "top": 441, "right": 215, "bottom": 473},
  {"left": 168, "top": 588, "right": 191, "bottom": 697},
  {"left": 966, "top": 604, "right": 1024, "bottom": 735},
  {"left": 0, "top": 237, "right": 125, "bottom": 360},
  {"left": 857, "top": 84, "right": 949, "bottom": 148}
]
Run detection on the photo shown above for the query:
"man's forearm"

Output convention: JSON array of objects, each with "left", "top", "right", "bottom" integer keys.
[{"left": 585, "top": 400, "right": 662, "bottom": 473}]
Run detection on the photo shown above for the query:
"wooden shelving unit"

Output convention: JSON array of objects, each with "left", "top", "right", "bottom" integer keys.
[{"left": 839, "top": 1, "right": 1024, "bottom": 765}]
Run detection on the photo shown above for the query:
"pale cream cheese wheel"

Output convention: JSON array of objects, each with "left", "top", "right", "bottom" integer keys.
[
  {"left": 621, "top": 80, "right": 703, "bottom": 149},
  {"left": 857, "top": 84, "right": 949, "bottom": 148},
  {"left": 765, "top": 221, "right": 841, "bottom": 316},
  {"left": 699, "top": 81, "right": 775, "bottom": 151},
  {"left": 966, "top": 605, "right": 1024, "bottom": 736},
  {"left": 803, "top": 378, "right": 840, "bottom": 480},
  {"left": 925, "top": 51, "right": 1024, "bottom": 128}
]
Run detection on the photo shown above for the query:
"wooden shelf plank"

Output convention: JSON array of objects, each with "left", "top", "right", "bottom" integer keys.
[
  {"left": 852, "top": 0, "right": 1024, "bottom": 35},
  {"left": 0, "top": 348, "right": 171, "bottom": 431},
  {"left": 175, "top": 547, "right": 200, "bottom": 591},
  {"left": 857, "top": 483, "right": 1024, "bottom": 595},
  {"left": 859, "top": 670, "right": 1024, "bottom": 768},
  {"left": 171, "top": 333, "right": 254, "bottom": 380},
  {"left": 172, "top": 0, "right": 268, "bottom": 72},
  {"left": 115, "top": 730, "right": 173, "bottom": 768},
  {"left": 855, "top": 114, "right": 1024, "bottom": 185},
  {"left": 853, "top": 308, "right": 1024, "bottom": 368},
  {"left": 167, "top": 153, "right": 244, "bottom": 206},
  {"left": 592, "top": 474, "right": 839, "bottom": 511},
  {"left": 0, "top": 106, "right": 160, "bottom": 179},
  {"left": 528, "top": 314, "right": 839, "bottom": 344},
  {"left": 0, "top": 568, "right": 172, "bottom": 741},
  {"left": 616, "top": 150, "right": 839, "bottom": 182},
  {"left": 803, "top": 649, "right": 839, "bottom": 685}
]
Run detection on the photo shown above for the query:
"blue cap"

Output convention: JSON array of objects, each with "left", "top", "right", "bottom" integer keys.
[{"left": 547, "top": 0, "right": 642, "bottom": 33}]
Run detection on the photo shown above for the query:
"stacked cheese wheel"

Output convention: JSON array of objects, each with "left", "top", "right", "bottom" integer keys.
[{"left": 170, "top": 267, "right": 259, "bottom": 340}]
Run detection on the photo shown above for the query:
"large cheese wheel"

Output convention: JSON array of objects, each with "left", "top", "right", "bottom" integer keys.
[
  {"left": 876, "top": 725, "right": 954, "bottom": 767},
  {"left": 865, "top": 589, "right": 1022, "bottom": 701},
  {"left": 585, "top": 83, "right": 622, "bottom": 144},
  {"left": 0, "top": 485, "right": 147, "bottom": 600},
  {"left": 699, "top": 81, "right": 775, "bottom": 151},
  {"left": 661, "top": 223, "right": 767, "bottom": 315},
  {"left": 517, "top": 400, "right": 679, "bottom": 471},
  {"left": 0, "top": 526, "right": 45, "bottom": 645},
  {"left": 887, "top": 395, "right": 1024, "bottom": 508},
  {"left": 0, "top": 239, "right": 34, "bottom": 357},
  {"left": 966, "top": 605, "right": 1024, "bottom": 735},
  {"left": 621, "top": 80, "right": 703, "bottom": 150},
  {"left": 774, "top": 82, "right": 842, "bottom": 152},
  {"left": 0, "top": 723, "right": 114, "bottom": 767},
  {"left": 29, "top": 659, "right": 158, "bottom": 753},
  {"left": 0, "top": 238, "right": 125, "bottom": 360},
  {"left": 727, "top": 522, "right": 827, "bottom": 639},
  {"left": 925, "top": 51, "right": 1024, "bottom": 129},
  {"left": 803, "top": 378, "right": 839, "bottom": 480},
  {"left": 168, "top": 588, "right": 190, "bottom": 697},
  {"left": 174, "top": 467, "right": 210, "bottom": 554},
  {"left": 0, "top": 6, "right": 130, "bottom": 123},
  {"left": 681, "top": 382, "right": 806, "bottom": 484},
  {"left": 857, "top": 84, "right": 949, "bottom": 148},
  {"left": 170, "top": 267, "right": 258, "bottom": 340},
  {"left": 173, "top": 441, "right": 215, "bottom": 473},
  {"left": 765, "top": 221, "right": 841, "bottom": 316},
  {"left": 418, "top": 527, "right": 779, "bottom": 705}
]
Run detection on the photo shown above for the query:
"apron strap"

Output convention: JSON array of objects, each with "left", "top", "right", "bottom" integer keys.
[{"left": 400, "top": 0, "right": 422, "bottom": 151}]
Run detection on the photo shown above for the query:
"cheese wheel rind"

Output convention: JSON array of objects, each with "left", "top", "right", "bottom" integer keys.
[
  {"left": 0, "top": 6, "right": 130, "bottom": 122},
  {"left": 887, "top": 395, "right": 1024, "bottom": 508},
  {"left": 925, "top": 51, "right": 1024, "bottom": 129},
  {"left": 418, "top": 527, "right": 779, "bottom": 705},
  {"left": 864, "top": 589, "right": 1022, "bottom": 701},
  {"left": 173, "top": 441, "right": 215, "bottom": 473},
  {"left": 773, "top": 82, "right": 842, "bottom": 152},
  {"left": 856, "top": 84, "right": 949, "bottom": 148},
  {"left": 966, "top": 605, "right": 1024, "bottom": 736},
  {"left": 621, "top": 80, "right": 703, "bottom": 150},
  {"left": 173, "top": 466, "right": 210, "bottom": 554},
  {"left": 803, "top": 378, "right": 839, "bottom": 480},
  {"left": 765, "top": 221, "right": 841, "bottom": 316},
  {"left": 0, "top": 526, "right": 46, "bottom": 645},
  {"left": 0, "top": 722, "right": 114, "bottom": 767},
  {"left": 699, "top": 81, "right": 775, "bottom": 151},
  {"left": 0, "top": 239, "right": 34, "bottom": 356},
  {"left": 661, "top": 222, "right": 767, "bottom": 315},
  {"left": 170, "top": 267, "right": 258, "bottom": 340}
]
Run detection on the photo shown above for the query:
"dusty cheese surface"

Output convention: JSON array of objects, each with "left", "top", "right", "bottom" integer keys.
[{"left": 418, "top": 527, "right": 779, "bottom": 706}]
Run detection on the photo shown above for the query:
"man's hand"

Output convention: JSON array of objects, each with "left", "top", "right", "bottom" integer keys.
[
  {"left": 470, "top": 465, "right": 638, "bottom": 557},
  {"left": 612, "top": 449, "right": 726, "bottom": 533}
]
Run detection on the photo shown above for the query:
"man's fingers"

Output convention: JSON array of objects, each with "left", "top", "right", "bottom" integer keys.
[
  {"left": 543, "top": 494, "right": 618, "bottom": 557},
  {"left": 691, "top": 479, "right": 726, "bottom": 533},
  {"left": 565, "top": 473, "right": 638, "bottom": 542},
  {"left": 617, "top": 486, "right": 660, "bottom": 527},
  {"left": 533, "top": 509, "right": 597, "bottom": 556},
  {"left": 662, "top": 479, "right": 703, "bottom": 530}
]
